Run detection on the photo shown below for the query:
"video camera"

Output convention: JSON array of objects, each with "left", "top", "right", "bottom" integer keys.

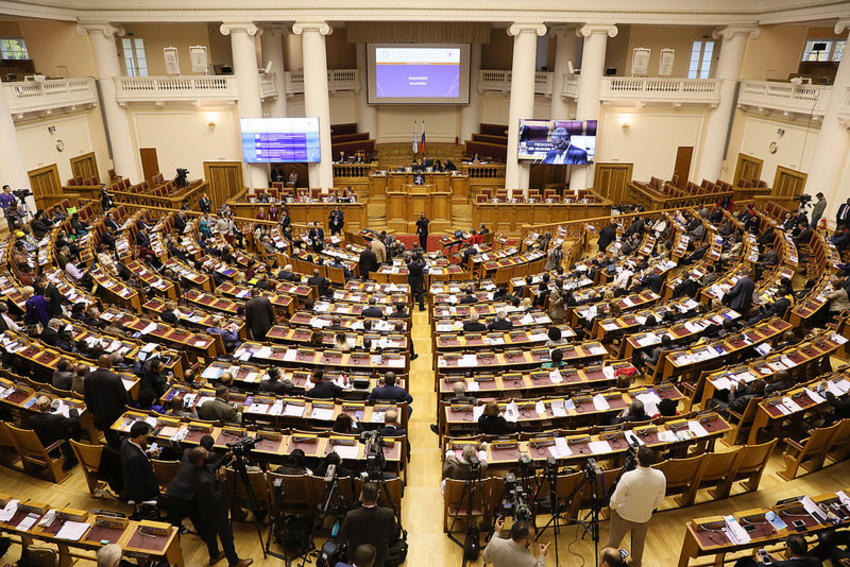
[
  {"left": 175, "top": 168, "right": 190, "bottom": 188},
  {"left": 501, "top": 472, "right": 533, "bottom": 522},
  {"left": 359, "top": 429, "right": 386, "bottom": 479},
  {"left": 226, "top": 436, "right": 257, "bottom": 457},
  {"left": 793, "top": 193, "right": 812, "bottom": 207},
  {"left": 12, "top": 189, "right": 32, "bottom": 201}
]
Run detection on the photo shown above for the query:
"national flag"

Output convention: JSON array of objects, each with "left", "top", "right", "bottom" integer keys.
[
  {"left": 412, "top": 121, "right": 419, "bottom": 155},
  {"left": 420, "top": 121, "right": 426, "bottom": 155}
]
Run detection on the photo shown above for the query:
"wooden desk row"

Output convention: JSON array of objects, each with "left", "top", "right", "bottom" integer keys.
[
  {"left": 434, "top": 325, "right": 576, "bottom": 352},
  {"left": 436, "top": 340, "right": 608, "bottom": 375},
  {"left": 289, "top": 311, "right": 408, "bottom": 333},
  {"left": 219, "top": 279, "right": 315, "bottom": 304},
  {"left": 622, "top": 307, "right": 741, "bottom": 360},
  {"left": 570, "top": 290, "right": 662, "bottom": 327},
  {"left": 266, "top": 324, "right": 408, "bottom": 350},
  {"left": 0, "top": 376, "right": 96, "bottom": 442},
  {"left": 141, "top": 298, "right": 247, "bottom": 340},
  {"left": 592, "top": 296, "right": 705, "bottom": 342},
  {"left": 98, "top": 307, "right": 221, "bottom": 360},
  {"left": 183, "top": 287, "right": 295, "bottom": 317},
  {"left": 231, "top": 341, "right": 408, "bottom": 374},
  {"left": 432, "top": 306, "right": 552, "bottom": 327}
]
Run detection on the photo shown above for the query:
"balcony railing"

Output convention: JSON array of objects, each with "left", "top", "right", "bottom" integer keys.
[
  {"left": 114, "top": 74, "right": 278, "bottom": 103},
  {"left": 284, "top": 69, "right": 360, "bottom": 96},
  {"left": 3, "top": 77, "right": 98, "bottom": 116},
  {"left": 478, "top": 70, "right": 553, "bottom": 96},
  {"left": 737, "top": 80, "right": 830, "bottom": 116},
  {"left": 601, "top": 77, "right": 720, "bottom": 104}
]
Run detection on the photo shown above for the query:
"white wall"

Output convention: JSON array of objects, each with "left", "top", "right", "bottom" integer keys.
[
  {"left": 376, "top": 105, "right": 460, "bottom": 143},
  {"left": 595, "top": 108, "right": 706, "bottom": 181},
  {"left": 480, "top": 93, "right": 510, "bottom": 125},
  {"left": 129, "top": 106, "right": 241, "bottom": 180},
  {"left": 732, "top": 114, "right": 819, "bottom": 184}
]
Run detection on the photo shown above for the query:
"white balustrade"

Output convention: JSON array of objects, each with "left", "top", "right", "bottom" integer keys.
[
  {"left": 114, "top": 74, "right": 279, "bottom": 103},
  {"left": 478, "top": 70, "right": 553, "bottom": 96},
  {"left": 284, "top": 69, "right": 360, "bottom": 95},
  {"left": 738, "top": 80, "right": 831, "bottom": 116},
  {"left": 3, "top": 77, "right": 98, "bottom": 116}
]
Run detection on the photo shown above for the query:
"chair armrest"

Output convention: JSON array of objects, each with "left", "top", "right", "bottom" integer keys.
[
  {"left": 44, "top": 440, "right": 65, "bottom": 454},
  {"left": 784, "top": 437, "right": 805, "bottom": 451}
]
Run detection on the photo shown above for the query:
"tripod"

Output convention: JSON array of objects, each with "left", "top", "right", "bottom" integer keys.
[
  {"left": 534, "top": 461, "right": 568, "bottom": 567},
  {"left": 555, "top": 461, "right": 604, "bottom": 567},
  {"left": 446, "top": 466, "right": 484, "bottom": 566}
]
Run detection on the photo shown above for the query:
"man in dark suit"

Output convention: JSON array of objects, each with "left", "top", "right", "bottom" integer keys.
[
  {"left": 359, "top": 243, "right": 379, "bottom": 280},
  {"left": 36, "top": 275, "right": 63, "bottom": 319},
  {"left": 84, "top": 354, "right": 129, "bottom": 448},
  {"left": 307, "top": 268, "right": 332, "bottom": 298},
  {"left": 458, "top": 286, "right": 478, "bottom": 304},
  {"left": 173, "top": 211, "right": 187, "bottom": 233},
  {"left": 198, "top": 193, "right": 212, "bottom": 214},
  {"left": 415, "top": 212, "right": 429, "bottom": 250},
  {"left": 541, "top": 128, "right": 588, "bottom": 165},
  {"left": 306, "top": 370, "right": 343, "bottom": 399},
  {"left": 735, "top": 534, "right": 820, "bottom": 567},
  {"left": 673, "top": 273, "right": 700, "bottom": 299},
  {"left": 276, "top": 264, "right": 299, "bottom": 282},
  {"left": 462, "top": 313, "right": 487, "bottom": 332},
  {"left": 120, "top": 421, "right": 159, "bottom": 504},
  {"left": 724, "top": 267, "right": 756, "bottom": 314},
  {"left": 407, "top": 253, "right": 426, "bottom": 311},
  {"left": 369, "top": 372, "right": 413, "bottom": 406},
  {"left": 197, "top": 386, "right": 240, "bottom": 424},
  {"left": 329, "top": 207, "right": 344, "bottom": 236},
  {"left": 597, "top": 224, "right": 617, "bottom": 253},
  {"left": 245, "top": 290, "right": 276, "bottom": 340},
  {"left": 339, "top": 483, "right": 400, "bottom": 567},
  {"left": 307, "top": 223, "right": 325, "bottom": 253},
  {"left": 488, "top": 310, "right": 513, "bottom": 331},
  {"left": 361, "top": 297, "right": 384, "bottom": 319},
  {"left": 838, "top": 197, "right": 850, "bottom": 228},
  {"left": 28, "top": 396, "right": 79, "bottom": 467},
  {"left": 190, "top": 447, "right": 254, "bottom": 567}
]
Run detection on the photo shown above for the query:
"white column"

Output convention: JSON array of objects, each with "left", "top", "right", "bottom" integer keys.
[
  {"left": 696, "top": 25, "right": 760, "bottom": 183},
  {"left": 260, "top": 25, "right": 287, "bottom": 118},
  {"left": 221, "top": 22, "right": 267, "bottom": 190},
  {"left": 293, "top": 22, "right": 334, "bottom": 190},
  {"left": 78, "top": 23, "right": 141, "bottom": 183},
  {"left": 570, "top": 23, "right": 618, "bottom": 190},
  {"left": 460, "top": 43, "right": 482, "bottom": 142},
  {"left": 550, "top": 25, "right": 578, "bottom": 120},
  {"left": 0, "top": 93, "right": 35, "bottom": 214},
  {"left": 505, "top": 23, "right": 547, "bottom": 195},
  {"left": 803, "top": 20, "right": 850, "bottom": 227},
  {"left": 356, "top": 42, "right": 377, "bottom": 137}
]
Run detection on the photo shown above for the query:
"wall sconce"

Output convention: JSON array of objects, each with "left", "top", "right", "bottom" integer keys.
[
  {"left": 621, "top": 118, "right": 630, "bottom": 131},
  {"left": 206, "top": 113, "right": 217, "bottom": 130}
]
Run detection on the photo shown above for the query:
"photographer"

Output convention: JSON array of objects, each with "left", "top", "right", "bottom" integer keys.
[
  {"left": 0, "top": 185, "right": 22, "bottom": 227},
  {"left": 482, "top": 518, "right": 549, "bottom": 567},
  {"left": 339, "top": 482, "right": 399, "bottom": 567}
]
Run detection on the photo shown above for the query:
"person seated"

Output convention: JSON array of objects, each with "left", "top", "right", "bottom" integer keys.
[
  {"left": 306, "top": 370, "right": 342, "bottom": 399},
  {"left": 338, "top": 483, "right": 400, "bottom": 567},
  {"left": 308, "top": 268, "right": 332, "bottom": 297},
  {"left": 334, "top": 331, "right": 352, "bottom": 352},
  {"left": 332, "top": 413, "right": 361, "bottom": 434},
  {"left": 161, "top": 301, "right": 180, "bottom": 325},
  {"left": 28, "top": 395, "right": 79, "bottom": 468},
  {"left": 673, "top": 273, "right": 700, "bottom": 299},
  {"left": 642, "top": 334, "right": 672, "bottom": 367},
  {"left": 458, "top": 286, "right": 478, "bottom": 304},
  {"left": 765, "top": 370, "right": 792, "bottom": 396},
  {"left": 379, "top": 410, "right": 406, "bottom": 438},
  {"left": 361, "top": 297, "right": 384, "bottom": 319},
  {"left": 545, "top": 326, "right": 567, "bottom": 347},
  {"left": 316, "top": 451, "right": 353, "bottom": 480},
  {"left": 336, "top": 544, "right": 377, "bottom": 567},
  {"left": 369, "top": 371, "right": 413, "bottom": 406},
  {"left": 442, "top": 444, "right": 489, "bottom": 480},
  {"left": 52, "top": 359, "right": 74, "bottom": 390},
  {"left": 488, "top": 310, "right": 513, "bottom": 331},
  {"left": 259, "top": 367, "right": 293, "bottom": 395},
  {"left": 275, "top": 448, "right": 313, "bottom": 475},
  {"left": 734, "top": 534, "right": 821, "bottom": 566},
  {"left": 614, "top": 400, "right": 648, "bottom": 424},
  {"left": 655, "top": 398, "right": 678, "bottom": 418},
  {"left": 277, "top": 264, "right": 299, "bottom": 282},
  {"left": 542, "top": 348, "right": 566, "bottom": 370},
  {"left": 478, "top": 401, "right": 513, "bottom": 435},
  {"left": 462, "top": 313, "right": 487, "bottom": 332},
  {"left": 599, "top": 547, "right": 631, "bottom": 567},
  {"left": 389, "top": 303, "right": 408, "bottom": 319},
  {"left": 197, "top": 386, "right": 241, "bottom": 424}
]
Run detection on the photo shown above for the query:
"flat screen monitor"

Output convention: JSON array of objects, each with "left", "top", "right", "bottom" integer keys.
[
  {"left": 240, "top": 117, "right": 321, "bottom": 163},
  {"left": 367, "top": 43, "right": 470, "bottom": 104},
  {"left": 517, "top": 119, "right": 598, "bottom": 164}
]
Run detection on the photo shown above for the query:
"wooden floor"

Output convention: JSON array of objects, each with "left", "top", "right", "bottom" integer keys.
[{"left": 4, "top": 308, "right": 850, "bottom": 566}]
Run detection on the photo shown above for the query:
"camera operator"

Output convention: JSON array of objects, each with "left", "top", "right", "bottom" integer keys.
[
  {"left": 190, "top": 446, "right": 254, "bottom": 567},
  {"left": 335, "top": 544, "right": 376, "bottom": 567},
  {"left": 810, "top": 192, "right": 827, "bottom": 228},
  {"left": 339, "top": 482, "right": 399, "bottom": 567},
  {"left": 482, "top": 517, "right": 549, "bottom": 567},
  {"left": 442, "top": 444, "right": 488, "bottom": 481},
  {"left": 599, "top": 547, "right": 630, "bottom": 567},
  {"left": 607, "top": 446, "right": 666, "bottom": 567},
  {"left": 0, "top": 185, "right": 22, "bottom": 227}
]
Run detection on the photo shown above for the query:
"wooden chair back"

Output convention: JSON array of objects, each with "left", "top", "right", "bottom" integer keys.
[
  {"left": 151, "top": 459, "right": 181, "bottom": 492},
  {"left": 7, "top": 424, "right": 67, "bottom": 482},
  {"left": 715, "top": 438, "right": 778, "bottom": 498},
  {"left": 69, "top": 439, "right": 103, "bottom": 494}
]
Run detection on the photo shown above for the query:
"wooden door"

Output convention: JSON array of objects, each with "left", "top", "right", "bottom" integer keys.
[
  {"left": 28, "top": 164, "right": 61, "bottom": 199},
  {"left": 673, "top": 146, "right": 693, "bottom": 187},
  {"left": 592, "top": 162, "right": 633, "bottom": 203},
  {"left": 70, "top": 152, "right": 99, "bottom": 183},
  {"left": 733, "top": 153, "right": 764, "bottom": 187},
  {"left": 773, "top": 166, "right": 807, "bottom": 198},
  {"left": 203, "top": 161, "right": 244, "bottom": 208},
  {"left": 139, "top": 148, "right": 160, "bottom": 182}
]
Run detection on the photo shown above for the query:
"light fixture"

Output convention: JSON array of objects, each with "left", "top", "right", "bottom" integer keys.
[
  {"left": 621, "top": 117, "right": 630, "bottom": 131},
  {"left": 206, "top": 112, "right": 217, "bottom": 130}
]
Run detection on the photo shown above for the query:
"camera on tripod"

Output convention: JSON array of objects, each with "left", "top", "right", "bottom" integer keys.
[
  {"left": 793, "top": 193, "right": 812, "bottom": 207},
  {"left": 175, "top": 168, "right": 190, "bottom": 188},
  {"left": 501, "top": 472, "right": 533, "bottom": 522},
  {"left": 12, "top": 189, "right": 32, "bottom": 201},
  {"left": 359, "top": 430, "right": 386, "bottom": 480},
  {"left": 226, "top": 436, "right": 257, "bottom": 456}
]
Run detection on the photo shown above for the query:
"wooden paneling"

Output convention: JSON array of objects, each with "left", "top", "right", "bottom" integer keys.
[
  {"left": 472, "top": 201, "right": 612, "bottom": 236},
  {"left": 203, "top": 161, "right": 243, "bottom": 209},
  {"left": 27, "top": 164, "right": 62, "bottom": 199},
  {"left": 733, "top": 153, "right": 764, "bottom": 187},
  {"left": 69, "top": 152, "right": 99, "bottom": 182},
  {"left": 673, "top": 146, "right": 693, "bottom": 187},
  {"left": 593, "top": 162, "right": 633, "bottom": 203},
  {"left": 139, "top": 148, "right": 160, "bottom": 183},
  {"left": 773, "top": 165, "right": 807, "bottom": 198}
]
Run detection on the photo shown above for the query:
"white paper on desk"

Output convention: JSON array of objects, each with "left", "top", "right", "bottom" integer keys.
[
  {"left": 284, "top": 404, "right": 305, "bottom": 417},
  {"left": 371, "top": 410, "right": 386, "bottom": 423},
  {"left": 734, "top": 372, "right": 757, "bottom": 384},
  {"left": 782, "top": 397, "right": 803, "bottom": 413},
  {"left": 519, "top": 314, "right": 534, "bottom": 325},
  {"left": 311, "top": 407, "right": 335, "bottom": 421},
  {"left": 459, "top": 354, "right": 477, "bottom": 366},
  {"left": 775, "top": 403, "right": 791, "bottom": 416},
  {"left": 550, "top": 400, "right": 567, "bottom": 417},
  {"left": 549, "top": 437, "right": 572, "bottom": 458},
  {"left": 589, "top": 345, "right": 607, "bottom": 356},
  {"left": 535, "top": 401, "right": 546, "bottom": 415},
  {"left": 688, "top": 421, "right": 710, "bottom": 437},
  {"left": 563, "top": 398, "right": 576, "bottom": 411},
  {"left": 724, "top": 515, "right": 751, "bottom": 545},
  {"left": 828, "top": 381, "right": 846, "bottom": 397},
  {"left": 248, "top": 403, "right": 269, "bottom": 414},
  {"left": 592, "top": 394, "right": 610, "bottom": 411},
  {"left": 837, "top": 490, "right": 850, "bottom": 510},
  {"left": 831, "top": 333, "right": 849, "bottom": 345},
  {"left": 800, "top": 496, "right": 825, "bottom": 522},
  {"left": 333, "top": 444, "right": 359, "bottom": 459},
  {"left": 56, "top": 520, "right": 90, "bottom": 541},
  {"left": 283, "top": 349, "right": 297, "bottom": 362},
  {"left": 0, "top": 500, "right": 18, "bottom": 522},
  {"left": 804, "top": 388, "right": 826, "bottom": 405},
  {"left": 237, "top": 349, "right": 252, "bottom": 362},
  {"left": 634, "top": 315, "right": 648, "bottom": 325},
  {"left": 602, "top": 366, "right": 616, "bottom": 381},
  {"left": 636, "top": 392, "right": 662, "bottom": 417},
  {"left": 658, "top": 430, "right": 678, "bottom": 443},
  {"left": 254, "top": 347, "right": 272, "bottom": 359},
  {"left": 549, "top": 370, "right": 563, "bottom": 384},
  {"left": 601, "top": 322, "right": 619, "bottom": 331},
  {"left": 637, "top": 334, "right": 659, "bottom": 347},
  {"left": 473, "top": 405, "right": 485, "bottom": 421},
  {"left": 140, "top": 322, "right": 158, "bottom": 335},
  {"left": 588, "top": 440, "right": 612, "bottom": 454},
  {"left": 684, "top": 321, "right": 702, "bottom": 334},
  {"left": 504, "top": 401, "right": 519, "bottom": 423},
  {"left": 625, "top": 431, "right": 644, "bottom": 446},
  {"left": 780, "top": 356, "right": 796, "bottom": 369},
  {"left": 767, "top": 361, "right": 786, "bottom": 372},
  {"left": 711, "top": 377, "right": 733, "bottom": 390},
  {"left": 17, "top": 513, "right": 40, "bottom": 531},
  {"left": 269, "top": 400, "right": 284, "bottom": 416},
  {"left": 464, "top": 380, "right": 480, "bottom": 392},
  {"left": 836, "top": 379, "right": 850, "bottom": 393}
]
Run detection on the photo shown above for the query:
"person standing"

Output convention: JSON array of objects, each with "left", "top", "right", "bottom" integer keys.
[
  {"left": 723, "top": 267, "right": 756, "bottom": 315},
  {"left": 84, "top": 354, "right": 128, "bottom": 448},
  {"left": 372, "top": 236, "right": 387, "bottom": 265},
  {"left": 482, "top": 518, "right": 549, "bottom": 567},
  {"left": 407, "top": 252, "right": 426, "bottom": 311},
  {"left": 120, "top": 421, "right": 160, "bottom": 505},
  {"left": 837, "top": 197, "right": 850, "bottom": 229},
  {"left": 339, "top": 483, "right": 399, "bottom": 567},
  {"left": 415, "top": 212, "right": 429, "bottom": 251},
  {"left": 329, "top": 207, "right": 345, "bottom": 236},
  {"left": 198, "top": 192, "right": 212, "bottom": 215},
  {"left": 190, "top": 447, "right": 254, "bottom": 567},
  {"left": 245, "top": 289, "right": 276, "bottom": 341},
  {"left": 359, "top": 242, "right": 379, "bottom": 280},
  {"left": 607, "top": 446, "right": 666, "bottom": 567},
  {"left": 810, "top": 192, "right": 827, "bottom": 229}
]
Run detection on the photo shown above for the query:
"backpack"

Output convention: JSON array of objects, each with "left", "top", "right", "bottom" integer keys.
[
  {"left": 384, "top": 529, "right": 408, "bottom": 567},
  {"left": 276, "top": 514, "right": 314, "bottom": 554},
  {"left": 315, "top": 539, "right": 345, "bottom": 567}
]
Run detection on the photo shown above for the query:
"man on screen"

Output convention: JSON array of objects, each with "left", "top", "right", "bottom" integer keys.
[{"left": 542, "top": 127, "right": 588, "bottom": 165}]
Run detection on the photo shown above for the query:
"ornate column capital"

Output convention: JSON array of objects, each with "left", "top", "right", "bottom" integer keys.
[
  {"left": 507, "top": 23, "right": 547, "bottom": 38},
  {"left": 712, "top": 25, "right": 760, "bottom": 41},
  {"left": 220, "top": 22, "right": 260, "bottom": 37},
  {"left": 292, "top": 22, "right": 332, "bottom": 36},
  {"left": 576, "top": 24, "right": 618, "bottom": 39},
  {"left": 835, "top": 19, "right": 850, "bottom": 35},
  {"left": 76, "top": 22, "right": 125, "bottom": 38},
  {"left": 548, "top": 24, "right": 577, "bottom": 39}
]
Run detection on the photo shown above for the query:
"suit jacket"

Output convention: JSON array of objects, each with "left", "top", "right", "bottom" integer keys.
[
  {"left": 837, "top": 203, "right": 850, "bottom": 224},
  {"left": 121, "top": 439, "right": 158, "bottom": 502},
  {"left": 308, "top": 275, "right": 331, "bottom": 297},
  {"left": 442, "top": 453, "right": 488, "bottom": 481},
  {"left": 339, "top": 506, "right": 400, "bottom": 567},
  {"left": 762, "top": 249, "right": 779, "bottom": 266},
  {"left": 259, "top": 378, "right": 293, "bottom": 395},
  {"left": 407, "top": 260, "right": 425, "bottom": 283},
  {"left": 416, "top": 217, "right": 429, "bottom": 236},
  {"left": 542, "top": 145, "right": 588, "bottom": 165},
  {"left": 193, "top": 467, "right": 230, "bottom": 531},
  {"left": 361, "top": 306, "right": 384, "bottom": 319},
  {"left": 173, "top": 215, "right": 187, "bottom": 232},
  {"left": 488, "top": 319, "right": 513, "bottom": 331},
  {"left": 245, "top": 296, "right": 276, "bottom": 339},
  {"left": 28, "top": 412, "right": 77, "bottom": 448},
  {"left": 165, "top": 451, "right": 196, "bottom": 501},
  {"left": 726, "top": 276, "right": 755, "bottom": 312},
  {"left": 459, "top": 295, "right": 478, "bottom": 304},
  {"left": 43, "top": 283, "right": 63, "bottom": 318},
  {"left": 359, "top": 249, "right": 378, "bottom": 277},
  {"left": 307, "top": 381, "right": 343, "bottom": 399},
  {"left": 197, "top": 398, "right": 239, "bottom": 423},
  {"left": 674, "top": 279, "right": 699, "bottom": 299},
  {"left": 597, "top": 225, "right": 616, "bottom": 251},
  {"left": 369, "top": 385, "right": 413, "bottom": 404},
  {"left": 463, "top": 321, "right": 487, "bottom": 332},
  {"left": 84, "top": 369, "right": 129, "bottom": 428},
  {"left": 372, "top": 240, "right": 387, "bottom": 264}
]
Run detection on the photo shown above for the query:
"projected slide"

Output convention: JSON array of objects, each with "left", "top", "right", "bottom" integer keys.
[
  {"left": 240, "top": 118, "right": 321, "bottom": 163},
  {"left": 375, "top": 47, "right": 461, "bottom": 98}
]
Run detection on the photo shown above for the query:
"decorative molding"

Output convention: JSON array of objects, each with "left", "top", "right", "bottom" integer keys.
[
  {"left": 261, "top": 24, "right": 289, "bottom": 37},
  {"left": 577, "top": 24, "right": 618, "bottom": 39},
  {"left": 835, "top": 18, "right": 850, "bottom": 35},
  {"left": 712, "top": 25, "right": 760, "bottom": 41},
  {"left": 76, "top": 22, "right": 125, "bottom": 38},
  {"left": 291, "top": 21, "right": 332, "bottom": 36},
  {"left": 548, "top": 24, "right": 577, "bottom": 38},
  {"left": 219, "top": 22, "right": 259, "bottom": 36},
  {"left": 507, "top": 23, "right": 547, "bottom": 37}
]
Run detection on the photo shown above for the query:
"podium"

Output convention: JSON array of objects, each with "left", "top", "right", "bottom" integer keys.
[{"left": 386, "top": 184, "right": 452, "bottom": 233}]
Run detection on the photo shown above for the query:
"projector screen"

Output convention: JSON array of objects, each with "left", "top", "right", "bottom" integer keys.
[
  {"left": 517, "top": 119, "right": 598, "bottom": 164},
  {"left": 367, "top": 43, "right": 470, "bottom": 104},
  {"left": 241, "top": 117, "right": 321, "bottom": 163}
]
